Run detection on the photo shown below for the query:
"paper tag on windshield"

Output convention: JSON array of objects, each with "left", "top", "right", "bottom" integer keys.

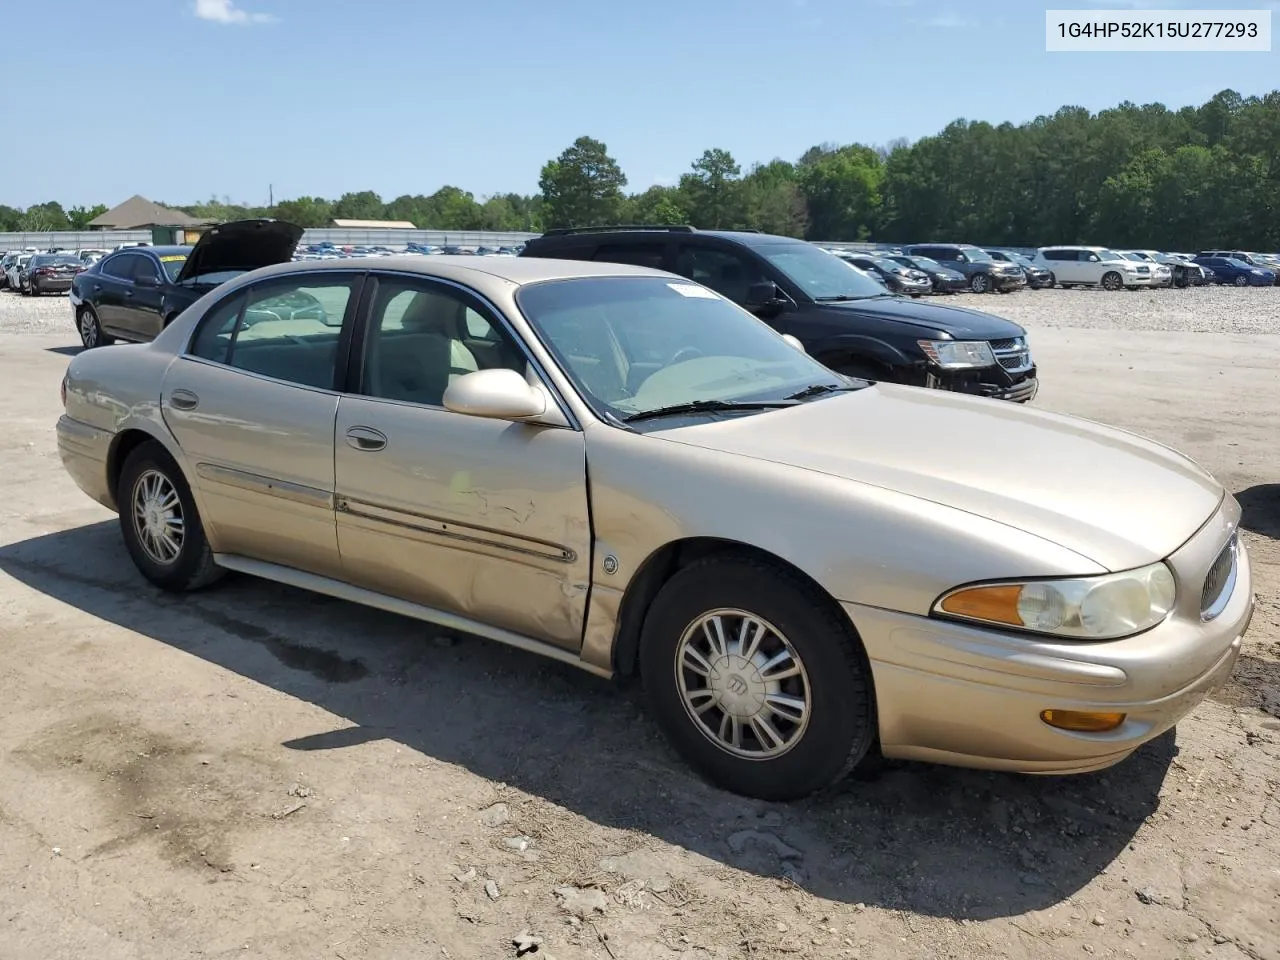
[{"left": 667, "top": 282, "right": 719, "bottom": 299}]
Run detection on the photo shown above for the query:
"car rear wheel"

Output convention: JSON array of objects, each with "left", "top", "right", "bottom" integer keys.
[
  {"left": 1101, "top": 271, "right": 1123, "bottom": 291},
  {"left": 117, "top": 441, "right": 223, "bottom": 593},
  {"left": 969, "top": 273, "right": 990, "bottom": 293},
  {"left": 77, "top": 306, "right": 113, "bottom": 349},
  {"left": 1233, "top": 275, "right": 1249, "bottom": 287},
  {"left": 640, "top": 555, "right": 876, "bottom": 801}
]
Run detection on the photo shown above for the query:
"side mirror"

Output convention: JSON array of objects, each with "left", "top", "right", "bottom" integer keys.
[
  {"left": 135, "top": 273, "right": 159, "bottom": 287},
  {"left": 746, "top": 281, "right": 781, "bottom": 306},
  {"left": 781, "top": 334, "right": 806, "bottom": 353},
  {"left": 443, "top": 368, "right": 547, "bottom": 421},
  {"left": 954, "top": 254, "right": 968, "bottom": 263}
]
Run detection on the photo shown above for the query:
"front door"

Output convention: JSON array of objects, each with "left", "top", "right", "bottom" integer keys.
[
  {"left": 160, "top": 271, "right": 364, "bottom": 579},
  {"left": 120, "top": 253, "right": 167, "bottom": 341},
  {"left": 333, "top": 274, "right": 592, "bottom": 649},
  {"left": 93, "top": 251, "right": 143, "bottom": 332}
]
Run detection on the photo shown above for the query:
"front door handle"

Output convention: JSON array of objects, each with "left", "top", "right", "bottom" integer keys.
[
  {"left": 169, "top": 389, "right": 199, "bottom": 411},
  {"left": 345, "top": 426, "right": 387, "bottom": 452}
]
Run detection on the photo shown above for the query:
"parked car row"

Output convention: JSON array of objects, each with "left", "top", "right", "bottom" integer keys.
[{"left": 292, "top": 241, "right": 525, "bottom": 260}]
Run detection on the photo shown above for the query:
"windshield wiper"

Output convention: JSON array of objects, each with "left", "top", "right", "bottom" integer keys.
[
  {"left": 814, "top": 293, "right": 894, "bottom": 302},
  {"left": 784, "top": 382, "right": 862, "bottom": 401},
  {"left": 623, "top": 399, "right": 797, "bottom": 423}
]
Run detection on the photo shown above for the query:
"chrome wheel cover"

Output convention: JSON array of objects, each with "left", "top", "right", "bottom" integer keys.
[
  {"left": 675, "top": 608, "right": 812, "bottom": 760},
  {"left": 79, "top": 311, "right": 97, "bottom": 347},
  {"left": 131, "top": 469, "right": 184, "bottom": 565}
]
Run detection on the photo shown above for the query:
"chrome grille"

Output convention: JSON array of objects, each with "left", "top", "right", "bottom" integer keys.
[
  {"left": 1200, "top": 535, "right": 1238, "bottom": 621},
  {"left": 989, "top": 337, "right": 1032, "bottom": 373}
]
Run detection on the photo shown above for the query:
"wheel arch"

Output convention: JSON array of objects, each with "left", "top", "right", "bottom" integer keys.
[
  {"left": 106, "top": 425, "right": 186, "bottom": 506},
  {"left": 609, "top": 536, "right": 863, "bottom": 679}
]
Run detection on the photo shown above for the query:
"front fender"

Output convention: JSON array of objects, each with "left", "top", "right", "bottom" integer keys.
[{"left": 809, "top": 334, "right": 915, "bottom": 371}]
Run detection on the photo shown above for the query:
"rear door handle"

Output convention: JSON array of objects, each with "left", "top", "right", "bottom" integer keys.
[
  {"left": 345, "top": 426, "right": 387, "bottom": 452},
  {"left": 169, "top": 389, "right": 199, "bottom": 411}
]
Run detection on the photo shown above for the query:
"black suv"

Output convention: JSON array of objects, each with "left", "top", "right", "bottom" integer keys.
[
  {"left": 903, "top": 243, "right": 1026, "bottom": 294},
  {"left": 519, "top": 226, "right": 1037, "bottom": 402}
]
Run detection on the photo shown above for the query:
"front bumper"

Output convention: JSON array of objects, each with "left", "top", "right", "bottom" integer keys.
[
  {"left": 931, "top": 275, "right": 968, "bottom": 293},
  {"left": 991, "top": 272, "right": 1026, "bottom": 290},
  {"left": 844, "top": 500, "right": 1253, "bottom": 773}
]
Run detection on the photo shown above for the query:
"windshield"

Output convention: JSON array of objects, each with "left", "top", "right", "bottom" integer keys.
[
  {"left": 1225, "top": 258, "right": 1253, "bottom": 268},
  {"left": 156, "top": 254, "right": 189, "bottom": 281},
  {"left": 962, "top": 247, "right": 993, "bottom": 262},
  {"left": 1010, "top": 253, "right": 1035, "bottom": 268},
  {"left": 1097, "top": 249, "right": 1125, "bottom": 262},
  {"left": 757, "top": 242, "right": 886, "bottom": 299},
  {"left": 1120, "top": 252, "right": 1143, "bottom": 261},
  {"left": 516, "top": 277, "right": 857, "bottom": 424},
  {"left": 903, "top": 255, "right": 939, "bottom": 270}
]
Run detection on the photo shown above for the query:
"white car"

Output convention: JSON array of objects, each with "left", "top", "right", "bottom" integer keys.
[
  {"left": 1118, "top": 251, "right": 1173, "bottom": 287},
  {"left": 1033, "top": 246, "right": 1155, "bottom": 291}
]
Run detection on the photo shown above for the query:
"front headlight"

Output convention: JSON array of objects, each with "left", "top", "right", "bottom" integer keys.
[
  {"left": 933, "top": 561, "right": 1176, "bottom": 640},
  {"left": 917, "top": 339, "right": 995, "bottom": 369}
]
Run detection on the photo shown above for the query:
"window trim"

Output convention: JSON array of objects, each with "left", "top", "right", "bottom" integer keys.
[
  {"left": 349, "top": 270, "right": 581, "bottom": 430},
  {"left": 182, "top": 269, "right": 367, "bottom": 392}
]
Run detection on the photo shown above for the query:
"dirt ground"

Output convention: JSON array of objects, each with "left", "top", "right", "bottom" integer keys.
[{"left": 0, "top": 293, "right": 1277, "bottom": 960}]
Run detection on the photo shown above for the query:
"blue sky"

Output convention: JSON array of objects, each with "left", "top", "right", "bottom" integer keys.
[{"left": 4, "top": 0, "right": 1276, "bottom": 208}]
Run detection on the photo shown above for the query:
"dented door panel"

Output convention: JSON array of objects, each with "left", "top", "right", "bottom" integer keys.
[{"left": 333, "top": 396, "right": 591, "bottom": 649}]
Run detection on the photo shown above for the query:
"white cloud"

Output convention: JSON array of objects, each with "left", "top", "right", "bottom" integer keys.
[{"left": 194, "top": 0, "right": 275, "bottom": 24}]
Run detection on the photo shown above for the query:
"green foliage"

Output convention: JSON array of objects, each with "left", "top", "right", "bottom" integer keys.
[
  {"left": 538, "top": 136, "right": 628, "bottom": 229},
  {"left": 5, "top": 89, "right": 1278, "bottom": 249}
]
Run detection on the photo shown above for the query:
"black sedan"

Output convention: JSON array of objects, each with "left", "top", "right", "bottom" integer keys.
[
  {"left": 986, "top": 250, "right": 1053, "bottom": 289},
  {"left": 880, "top": 253, "right": 967, "bottom": 293},
  {"left": 836, "top": 252, "right": 932, "bottom": 296},
  {"left": 23, "top": 253, "right": 84, "bottom": 295},
  {"left": 69, "top": 219, "right": 302, "bottom": 349}
]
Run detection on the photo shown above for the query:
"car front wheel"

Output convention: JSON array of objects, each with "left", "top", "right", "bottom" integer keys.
[
  {"left": 117, "top": 441, "right": 223, "bottom": 592},
  {"left": 969, "top": 273, "right": 990, "bottom": 293},
  {"left": 640, "top": 555, "right": 876, "bottom": 801},
  {"left": 1101, "top": 271, "right": 1123, "bottom": 291},
  {"left": 1233, "top": 275, "right": 1249, "bottom": 287}
]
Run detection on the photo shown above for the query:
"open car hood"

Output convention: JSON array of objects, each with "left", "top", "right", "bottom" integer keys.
[{"left": 175, "top": 219, "right": 303, "bottom": 284}]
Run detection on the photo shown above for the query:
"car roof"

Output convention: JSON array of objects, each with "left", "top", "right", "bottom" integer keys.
[
  {"left": 1038, "top": 245, "right": 1107, "bottom": 251},
  {"left": 226, "top": 254, "right": 674, "bottom": 289}
]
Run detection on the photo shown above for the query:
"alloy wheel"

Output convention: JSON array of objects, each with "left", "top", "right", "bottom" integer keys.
[
  {"left": 78, "top": 310, "right": 98, "bottom": 348},
  {"left": 675, "top": 608, "right": 811, "bottom": 760},
  {"left": 131, "top": 469, "right": 185, "bottom": 565}
]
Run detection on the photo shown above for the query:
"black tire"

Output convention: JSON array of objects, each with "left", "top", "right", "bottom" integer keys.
[
  {"left": 30, "top": 279, "right": 39, "bottom": 296},
  {"left": 1174, "top": 272, "right": 1189, "bottom": 288},
  {"left": 117, "top": 441, "right": 223, "bottom": 593},
  {"left": 639, "top": 555, "right": 877, "bottom": 801},
  {"left": 1101, "top": 271, "right": 1123, "bottom": 291},
  {"left": 77, "top": 306, "right": 113, "bottom": 349},
  {"left": 969, "top": 273, "right": 990, "bottom": 294}
]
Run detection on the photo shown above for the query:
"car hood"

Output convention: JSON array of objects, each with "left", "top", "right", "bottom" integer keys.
[
  {"left": 175, "top": 219, "right": 303, "bottom": 284},
  {"left": 654, "top": 383, "right": 1223, "bottom": 571},
  {"left": 825, "top": 296, "right": 1025, "bottom": 339}
]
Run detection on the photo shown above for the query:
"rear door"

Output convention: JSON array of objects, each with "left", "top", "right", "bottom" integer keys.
[
  {"left": 118, "top": 253, "right": 167, "bottom": 341},
  {"left": 92, "top": 252, "right": 142, "bottom": 332},
  {"left": 160, "top": 271, "right": 364, "bottom": 578}
]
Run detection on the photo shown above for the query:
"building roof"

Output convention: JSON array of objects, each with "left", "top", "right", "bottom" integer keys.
[
  {"left": 330, "top": 218, "right": 417, "bottom": 229},
  {"left": 88, "top": 195, "right": 204, "bottom": 229}
]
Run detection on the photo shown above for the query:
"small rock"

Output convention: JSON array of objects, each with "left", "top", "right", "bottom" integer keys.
[
  {"left": 1135, "top": 887, "right": 1163, "bottom": 905},
  {"left": 289, "top": 783, "right": 312, "bottom": 798},
  {"left": 554, "top": 885, "right": 607, "bottom": 917},
  {"left": 484, "top": 879, "right": 501, "bottom": 900},
  {"left": 1091, "top": 915, "right": 1106, "bottom": 926},
  {"left": 454, "top": 867, "right": 477, "bottom": 884},
  {"left": 649, "top": 877, "right": 670, "bottom": 893},
  {"left": 727, "top": 829, "right": 803, "bottom": 860},
  {"left": 51, "top": 847, "right": 61, "bottom": 856},
  {"left": 1083, "top": 946, "right": 1095, "bottom": 955},
  {"left": 776, "top": 922, "right": 789, "bottom": 933},
  {"left": 503, "top": 836, "right": 532, "bottom": 852},
  {"left": 479, "top": 803, "right": 510, "bottom": 828},
  {"left": 512, "top": 930, "right": 542, "bottom": 955},
  {"left": 1213, "top": 934, "right": 1229, "bottom": 944}
]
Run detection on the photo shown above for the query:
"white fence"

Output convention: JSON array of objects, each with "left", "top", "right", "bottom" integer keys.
[
  {"left": 1, "top": 228, "right": 541, "bottom": 252},
  {"left": 0, "top": 230, "right": 152, "bottom": 251}
]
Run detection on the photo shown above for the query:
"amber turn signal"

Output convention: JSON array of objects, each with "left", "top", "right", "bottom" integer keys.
[{"left": 1040, "top": 709, "right": 1127, "bottom": 732}]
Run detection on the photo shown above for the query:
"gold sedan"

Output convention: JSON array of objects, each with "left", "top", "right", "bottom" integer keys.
[{"left": 56, "top": 256, "right": 1253, "bottom": 800}]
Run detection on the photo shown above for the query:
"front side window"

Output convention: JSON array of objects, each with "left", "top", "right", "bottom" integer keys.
[
  {"left": 754, "top": 242, "right": 887, "bottom": 300},
  {"left": 361, "top": 279, "right": 526, "bottom": 407},
  {"left": 186, "top": 276, "right": 356, "bottom": 388},
  {"left": 516, "top": 276, "right": 858, "bottom": 422}
]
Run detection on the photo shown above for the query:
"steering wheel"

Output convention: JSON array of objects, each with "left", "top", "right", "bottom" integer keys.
[{"left": 669, "top": 346, "right": 705, "bottom": 365}]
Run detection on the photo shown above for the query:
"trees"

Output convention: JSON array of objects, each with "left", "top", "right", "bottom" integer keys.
[
  {"left": 538, "top": 136, "right": 627, "bottom": 229},
  {"left": 679, "top": 149, "right": 744, "bottom": 229}
]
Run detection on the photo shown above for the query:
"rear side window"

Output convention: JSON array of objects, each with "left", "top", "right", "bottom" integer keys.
[
  {"left": 593, "top": 242, "right": 666, "bottom": 270},
  {"left": 189, "top": 294, "right": 245, "bottom": 363}
]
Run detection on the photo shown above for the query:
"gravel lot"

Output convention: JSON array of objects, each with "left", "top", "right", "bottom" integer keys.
[{"left": 0, "top": 285, "right": 1277, "bottom": 960}]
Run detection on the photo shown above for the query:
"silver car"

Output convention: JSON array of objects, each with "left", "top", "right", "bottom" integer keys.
[{"left": 56, "top": 257, "right": 1253, "bottom": 800}]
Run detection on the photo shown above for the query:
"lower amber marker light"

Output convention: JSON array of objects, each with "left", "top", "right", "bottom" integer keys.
[{"left": 1040, "top": 709, "right": 1127, "bottom": 732}]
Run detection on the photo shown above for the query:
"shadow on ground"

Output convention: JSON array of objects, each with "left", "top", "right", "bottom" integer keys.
[
  {"left": 1237, "top": 484, "right": 1280, "bottom": 539},
  {"left": 0, "top": 521, "right": 1175, "bottom": 921},
  {"left": 44, "top": 346, "right": 81, "bottom": 357}
]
